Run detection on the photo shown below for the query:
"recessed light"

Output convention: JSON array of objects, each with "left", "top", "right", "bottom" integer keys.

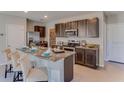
[
  {"left": 24, "top": 11, "right": 28, "bottom": 13},
  {"left": 44, "top": 15, "right": 48, "bottom": 18}
]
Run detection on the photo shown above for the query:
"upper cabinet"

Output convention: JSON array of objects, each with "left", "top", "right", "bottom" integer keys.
[
  {"left": 77, "top": 20, "right": 86, "bottom": 37},
  {"left": 86, "top": 18, "right": 99, "bottom": 37},
  {"left": 55, "top": 17, "right": 99, "bottom": 38},
  {"left": 55, "top": 23, "right": 65, "bottom": 37},
  {"left": 34, "top": 26, "right": 45, "bottom": 37},
  {"left": 65, "top": 21, "right": 78, "bottom": 30},
  {"left": 55, "top": 24, "right": 60, "bottom": 37}
]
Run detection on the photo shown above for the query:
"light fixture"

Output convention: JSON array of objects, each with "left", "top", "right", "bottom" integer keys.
[
  {"left": 44, "top": 15, "right": 48, "bottom": 18},
  {"left": 24, "top": 11, "right": 28, "bottom": 13}
]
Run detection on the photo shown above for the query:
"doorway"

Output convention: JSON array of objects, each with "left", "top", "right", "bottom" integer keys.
[
  {"left": 6, "top": 24, "right": 26, "bottom": 49},
  {"left": 49, "top": 28, "right": 56, "bottom": 48},
  {"left": 106, "top": 15, "right": 124, "bottom": 63}
]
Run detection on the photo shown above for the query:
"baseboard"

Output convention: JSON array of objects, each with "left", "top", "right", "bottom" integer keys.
[
  {"left": 104, "top": 59, "right": 109, "bottom": 62},
  {"left": 108, "top": 60, "right": 124, "bottom": 64},
  {"left": 99, "top": 64, "right": 104, "bottom": 68}
]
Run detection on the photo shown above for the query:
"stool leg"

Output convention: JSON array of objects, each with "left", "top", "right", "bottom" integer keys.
[
  {"left": 13, "top": 72, "right": 16, "bottom": 82},
  {"left": 9, "top": 64, "right": 13, "bottom": 72},
  {"left": 5, "top": 65, "right": 8, "bottom": 78},
  {"left": 13, "top": 71, "right": 23, "bottom": 82}
]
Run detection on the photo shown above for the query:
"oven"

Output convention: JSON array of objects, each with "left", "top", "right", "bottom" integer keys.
[
  {"left": 64, "top": 47, "right": 75, "bottom": 51},
  {"left": 63, "top": 40, "right": 80, "bottom": 51}
]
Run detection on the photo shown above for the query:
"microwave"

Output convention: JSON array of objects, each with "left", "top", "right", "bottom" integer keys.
[{"left": 65, "top": 29, "right": 78, "bottom": 37}]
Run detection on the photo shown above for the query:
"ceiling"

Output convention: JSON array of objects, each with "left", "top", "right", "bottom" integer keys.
[
  {"left": 0, "top": 11, "right": 124, "bottom": 23},
  {"left": 0, "top": 11, "right": 94, "bottom": 22},
  {"left": 105, "top": 11, "right": 124, "bottom": 16}
]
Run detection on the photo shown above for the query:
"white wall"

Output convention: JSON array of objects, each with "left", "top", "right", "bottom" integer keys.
[
  {"left": 27, "top": 19, "right": 46, "bottom": 41},
  {"left": 46, "top": 12, "right": 105, "bottom": 67},
  {"left": 27, "top": 19, "right": 45, "bottom": 32},
  {"left": 106, "top": 14, "right": 124, "bottom": 63},
  {"left": 0, "top": 13, "right": 26, "bottom": 51}
]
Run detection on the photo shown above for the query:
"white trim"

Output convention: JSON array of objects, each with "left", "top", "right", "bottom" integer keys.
[
  {"left": 48, "top": 27, "right": 55, "bottom": 47},
  {"left": 99, "top": 64, "right": 104, "bottom": 68}
]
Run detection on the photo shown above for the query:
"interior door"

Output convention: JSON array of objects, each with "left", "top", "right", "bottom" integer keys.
[
  {"left": 6, "top": 24, "right": 26, "bottom": 49},
  {"left": 107, "top": 24, "right": 124, "bottom": 63}
]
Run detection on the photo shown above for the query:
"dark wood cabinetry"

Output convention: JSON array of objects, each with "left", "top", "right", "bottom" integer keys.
[
  {"left": 77, "top": 20, "right": 86, "bottom": 37},
  {"left": 64, "top": 55, "right": 73, "bottom": 82},
  {"left": 55, "top": 23, "right": 65, "bottom": 37},
  {"left": 61, "top": 23, "right": 66, "bottom": 37},
  {"left": 65, "top": 21, "right": 78, "bottom": 30},
  {"left": 34, "top": 26, "right": 45, "bottom": 37},
  {"left": 75, "top": 48, "right": 85, "bottom": 65},
  {"left": 55, "top": 24, "right": 60, "bottom": 37},
  {"left": 86, "top": 18, "right": 99, "bottom": 37},
  {"left": 55, "top": 17, "right": 99, "bottom": 38},
  {"left": 65, "top": 22, "right": 70, "bottom": 30},
  {"left": 85, "top": 49, "right": 98, "bottom": 68},
  {"left": 75, "top": 47, "right": 99, "bottom": 69}
]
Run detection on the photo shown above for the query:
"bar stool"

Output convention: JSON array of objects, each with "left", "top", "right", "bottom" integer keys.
[
  {"left": 11, "top": 51, "right": 23, "bottom": 82},
  {"left": 20, "top": 55, "right": 48, "bottom": 82},
  {"left": 3, "top": 48, "right": 13, "bottom": 78}
]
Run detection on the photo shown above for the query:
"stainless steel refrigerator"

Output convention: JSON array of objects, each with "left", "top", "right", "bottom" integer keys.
[{"left": 26, "top": 32, "right": 40, "bottom": 46}]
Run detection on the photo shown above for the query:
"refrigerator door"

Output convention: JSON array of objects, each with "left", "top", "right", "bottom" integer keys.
[
  {"left": 27, "top": 32, "right": 40, "bottom": 45},
  {"left": 34, "top": 32, "right": 40, "bottom": 42}
]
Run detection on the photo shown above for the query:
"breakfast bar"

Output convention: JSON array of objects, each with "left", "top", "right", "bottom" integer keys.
[{"left": 19, "top": 48, "right": 75, "bottom": 82}]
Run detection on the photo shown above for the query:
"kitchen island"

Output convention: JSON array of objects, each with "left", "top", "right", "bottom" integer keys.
[{"left": 18, "top": 48, "right": 75, "bottom": 82}]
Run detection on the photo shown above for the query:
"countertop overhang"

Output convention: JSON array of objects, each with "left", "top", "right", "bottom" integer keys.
[{"left": 18, "top": 48, "right": 75, "bottom": 62}]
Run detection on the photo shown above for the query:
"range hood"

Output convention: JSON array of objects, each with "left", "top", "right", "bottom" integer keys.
[
  {"left": 65, "top": 29, "right": 78, "bottom": 32},
  {"left": 65, "top": 29, "right": 78, "bottom": 37}
]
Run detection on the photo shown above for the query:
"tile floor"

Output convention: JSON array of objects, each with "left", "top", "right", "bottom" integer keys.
[{"left": 72, "top": 62, "right": 124, "bottom": 82}]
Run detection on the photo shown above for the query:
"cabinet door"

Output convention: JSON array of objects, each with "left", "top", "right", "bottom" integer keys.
[
  {"left": 72, "top": 21, "right": 78, "bottom": 29},
  {"left": 55, "top": 23, "right": 65, "bottom": 37},
  {"left": 65, "top": 21, "right": 78, "bottom": 30},
  {"left": 78, "top": 20, "right": 86, "bottom": 37},
  {"left": 75, "top": 48, "right": 85, "bottom": 64},
  {"left": 55, "top": 24, "right": 61, "bottom": 37},
  {"left": 34, "top": 26, "right": 45, "bottom": 37},
  {"left": 65, "top": 22, "right": 70, "bottom": 30},
  {"left": 39, "top": 26, "right": 45, "bottom": 37},
  {"left": 86, "top": 18, "right": 99, "bottom": 37},
  {"left": 34, "top": 26, "right": 39, "bottom": 31},
  {"left": 60, "top": 23, "right": 65, "bottom": 37},
  {"left": 85, "top": 49, "right": 97, "bottom": 68}
]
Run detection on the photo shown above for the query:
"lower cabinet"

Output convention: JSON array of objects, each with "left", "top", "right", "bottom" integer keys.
[
  {"left": 75, "top": 48, "right": 85, "bottom": 65},
  {"left": 64, "top": 55, "right": 73, "bottom": 82},
  {"left": 75, "top": 48, "right": 99, "bottom": 69},
  {"left": 85, "top": 49, "right": 98, "bottom": 68}
]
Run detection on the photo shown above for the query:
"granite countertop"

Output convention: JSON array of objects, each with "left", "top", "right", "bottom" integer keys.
[
  {"left": 35, "top": 50, "right": 75, "bottom": 62},
  {"left": 76, "top": 44, "right": 99, "bottom": 50},
  {"left": 18, "top": 48, "right": 75, "bottom": 62}
]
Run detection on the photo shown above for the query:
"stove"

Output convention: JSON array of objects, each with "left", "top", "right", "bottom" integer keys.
[
  {"left": 68, "top": 40, "right": 80, "bottom": 47},
  {"left": 63, "top": 40, "right": 80, "bottom": 51},
  {"left": 63, "top": 46, "right": 75, "bottom": 51}
]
